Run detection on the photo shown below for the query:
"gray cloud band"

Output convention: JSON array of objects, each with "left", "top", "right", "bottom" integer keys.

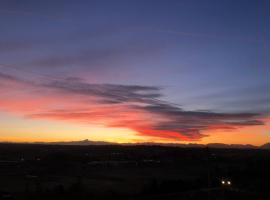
[{"left": 0, "top": 72, "right": 265, "bottom": 140}]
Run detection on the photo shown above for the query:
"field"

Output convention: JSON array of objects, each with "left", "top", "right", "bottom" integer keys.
[{"left": 0, "top": 143, "right": 269, "bottom": 200}]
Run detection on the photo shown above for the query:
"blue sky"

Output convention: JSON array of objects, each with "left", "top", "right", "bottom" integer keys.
[{"left": 0, "top": 0, "right": 270, "bottom": 144}]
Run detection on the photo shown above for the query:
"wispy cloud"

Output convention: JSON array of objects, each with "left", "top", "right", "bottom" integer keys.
[
  {"left": 0, "top": 72, "right": 264, "bottom": 141},
  {"left": 0, "top": 72, "right": 18, "bottom": 81}
]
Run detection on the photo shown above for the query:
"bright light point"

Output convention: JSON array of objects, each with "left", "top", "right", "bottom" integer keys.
[
  {"left": 227, "top": 181, "right": 231, "bottom": 185},
  {"left": 221, "top": 180, "right": 225, "bottom": 184}
]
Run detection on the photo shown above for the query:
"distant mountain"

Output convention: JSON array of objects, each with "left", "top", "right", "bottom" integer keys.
[
  {"left": 35, "top": 140, "right": 206, "bottom": 148},
  {"left": 20, "top": 139, "right": 268, "bottom": 149},
  {"left": 37, "top": 139, "right": 113, "bottom": 146},
  {"left": 261, "top": 143, "right": 270, "bottom": 149}
]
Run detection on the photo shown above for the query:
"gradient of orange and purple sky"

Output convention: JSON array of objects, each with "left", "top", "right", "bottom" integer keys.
[{"left": 0, "top": 0, "right": 270, "bottom": 145}]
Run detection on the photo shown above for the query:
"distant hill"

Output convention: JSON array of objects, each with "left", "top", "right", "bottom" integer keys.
[
  {"left": 32, "top": 139, "right": 261, "bottom": 149},
  {"left": 3, "top": 139, "right": 269, "bottom": 149},
  {"left": 125, "top": 142, "right": 257, "bottom": 149},
  {"left": 37, "top": 139, "right": 113, "bottom": 146},
  {"left": 261, "top": 143, "right": 270, "bottom": 149},
  {"left": 128, "top": 142, "right": 205, "bottom": 148},
  {"left": 207, "top": 143, "right": 257, "bottom": 149}
]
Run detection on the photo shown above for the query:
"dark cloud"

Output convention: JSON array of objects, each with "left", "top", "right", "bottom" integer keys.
[
  {"left": 0, "top": 72, "right": 17, "bottom": 81},
  {"left": 132, "top": 103, "right": 263, "bottom": 138},
  {"left": 0, "top": 70, "right": 34, "bottom": 85},
  {"left": 45, "top": 78, "right": 162, "bottom": 104},
  {"left": 0, "top": 71, "right": 26, "bottom": 83},
  {"left": 0, "top": 71, "right": 265, "bottom": 140},
  {"left": 31, "top": 77, "right": 265, "bottom": 140}
]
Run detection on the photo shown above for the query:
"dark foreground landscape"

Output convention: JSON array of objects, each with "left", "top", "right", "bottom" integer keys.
[{"left": 0, "top": 143, "right": 270, "bottom": 200}]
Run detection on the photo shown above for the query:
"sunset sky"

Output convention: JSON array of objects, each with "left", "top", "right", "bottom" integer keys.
[{"left": 0, "top": 0, "right": 270, "bottom": 145}]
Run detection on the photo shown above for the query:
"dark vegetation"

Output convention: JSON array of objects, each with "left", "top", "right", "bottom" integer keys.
[{"left": 0, "top": 143, "right": 269, "bottom": 199}]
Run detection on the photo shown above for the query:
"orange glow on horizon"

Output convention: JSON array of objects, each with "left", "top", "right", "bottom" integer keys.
[
  {"left": 0, "top": 75, "right": 269, "bottom": 145},
  {"left": 1, "top": 111, "right": 269, "bottom": 146}
]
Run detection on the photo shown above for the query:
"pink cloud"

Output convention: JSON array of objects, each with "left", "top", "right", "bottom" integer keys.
[{"left": 0, "top": 72, "right": 265, "bottom": 141}]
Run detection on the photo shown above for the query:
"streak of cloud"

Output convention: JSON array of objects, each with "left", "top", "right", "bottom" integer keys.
[{"left": 0, "top": 71, "right": 264, "bottom": 141}]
